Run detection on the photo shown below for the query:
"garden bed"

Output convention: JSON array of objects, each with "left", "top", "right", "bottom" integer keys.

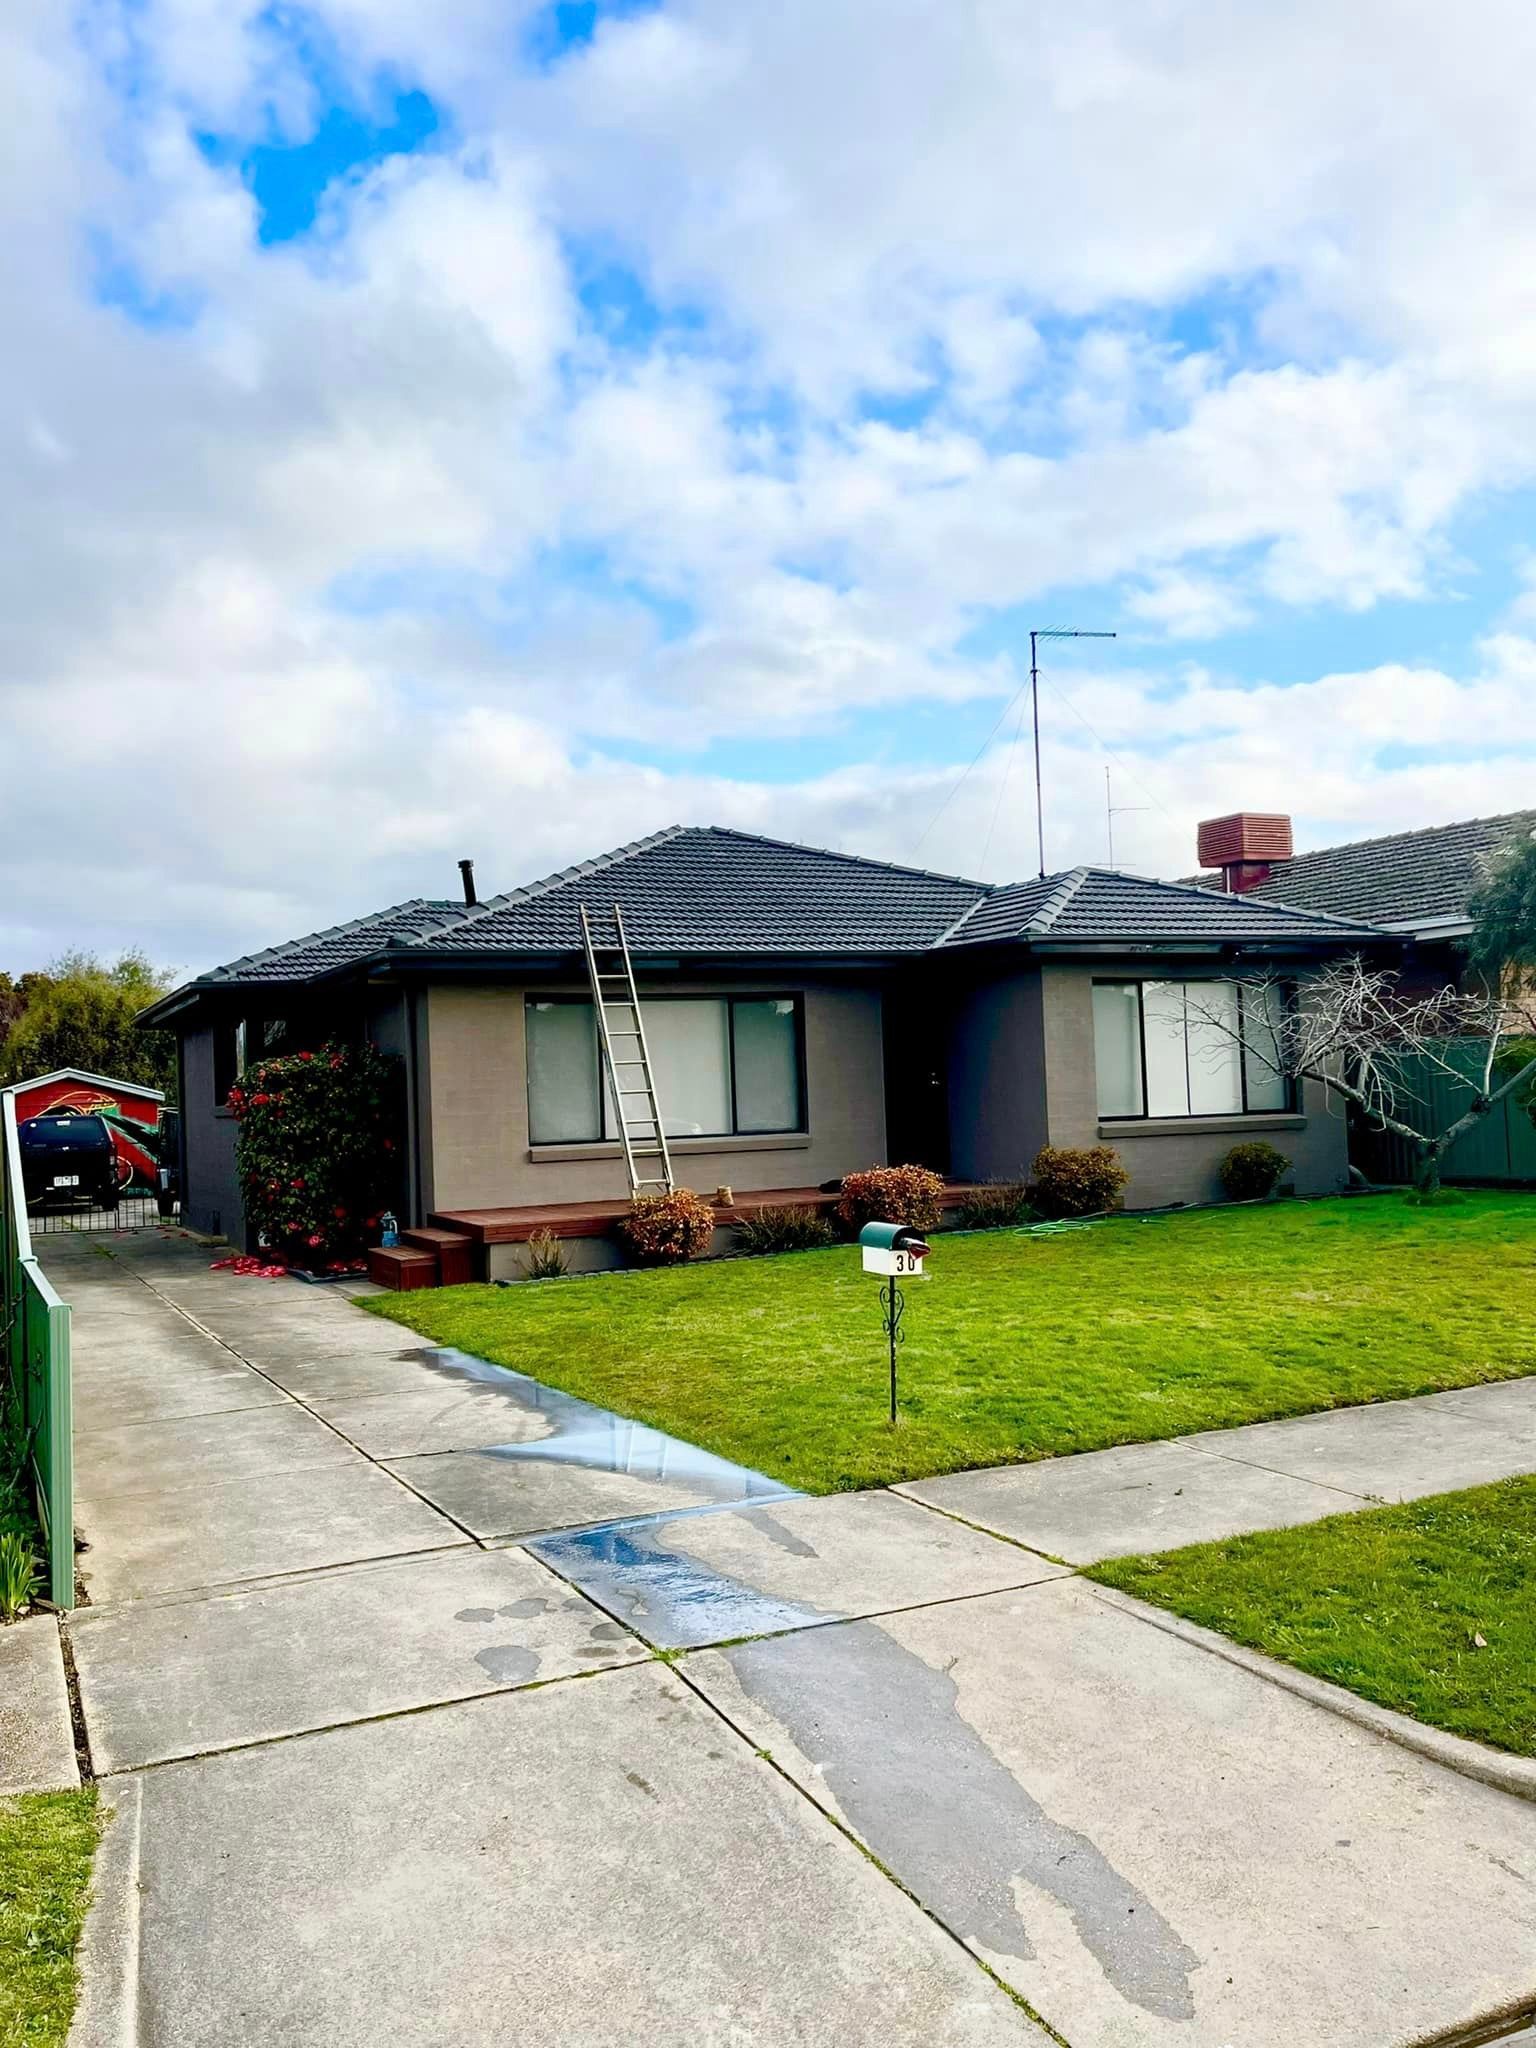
[{"left": 367, "top": 1192, "right": 1536, "bottom": 1492}]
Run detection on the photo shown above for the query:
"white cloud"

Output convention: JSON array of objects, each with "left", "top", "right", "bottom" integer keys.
[{"left": 0, "top": 0, "right": 1533, "bottom": 976}]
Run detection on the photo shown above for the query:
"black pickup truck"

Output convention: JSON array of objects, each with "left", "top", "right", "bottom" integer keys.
[{"left": 18, "top": 1113, "right": 120, "bottom": 1212}]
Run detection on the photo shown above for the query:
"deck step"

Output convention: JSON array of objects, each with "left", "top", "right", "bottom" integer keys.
[
  {"left": 400, "top": 1226, "right": 476, "bottom": 1287},
  {"left": 366, "top": 1245, "right": 439, "bottom": 1292}
]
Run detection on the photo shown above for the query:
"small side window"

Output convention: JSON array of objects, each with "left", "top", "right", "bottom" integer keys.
[{"left": 213, "top": 1019, "right": 247, "bottom": 1106}]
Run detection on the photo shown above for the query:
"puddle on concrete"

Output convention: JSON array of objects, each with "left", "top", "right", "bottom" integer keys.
[
  {"left": 529, "top": 1514, "right": 833, "bottom": 1649},
  {"left": 722, "top": 1622, "right": 1199, "bottom": 2022},
  {"left": 408, "top": 1346, "right": 797, "bottom": 1510}
]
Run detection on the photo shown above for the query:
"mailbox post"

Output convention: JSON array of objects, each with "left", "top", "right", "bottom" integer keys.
[{"left": 858, "top": 1222, "right": 931, "bottom": 1424}]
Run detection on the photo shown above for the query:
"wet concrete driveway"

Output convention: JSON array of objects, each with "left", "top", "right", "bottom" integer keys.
[{"left": 49, "top": 1230, "right": 1536, "bottom": 2048}]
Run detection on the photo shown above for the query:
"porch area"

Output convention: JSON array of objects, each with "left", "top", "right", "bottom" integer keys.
[{"left": 369, "top": 1182, "right": 992, "bottom": 1289}]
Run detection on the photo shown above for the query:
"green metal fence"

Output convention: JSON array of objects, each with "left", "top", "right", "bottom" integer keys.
[
  {"left": 1351, "top": 1040, "right": 1536, "bottom": 1187},
  {"left": 1, "top": 1089, "right": 74, "bottom": 1607}
]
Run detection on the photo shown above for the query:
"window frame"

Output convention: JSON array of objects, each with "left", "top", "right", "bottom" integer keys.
[
  {"left": 525, "top": 992, "right": 808, "bottom": 1145},
  {"left": 1091, "top": 976, "right": 1297, "bottom": 1122}
]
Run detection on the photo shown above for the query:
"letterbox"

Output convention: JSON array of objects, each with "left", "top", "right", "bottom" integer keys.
[{"left": 858, "top": 1220, "right": 931, "bottom": 1277}]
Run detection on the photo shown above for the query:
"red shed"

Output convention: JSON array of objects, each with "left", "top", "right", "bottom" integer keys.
[{"left": 9, "top": 1069, "right": 165, "bottom": 1192}]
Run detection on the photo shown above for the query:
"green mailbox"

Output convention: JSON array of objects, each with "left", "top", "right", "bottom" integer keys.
[{"left": 858, "top": 1220, "right": 931, "bottom": 1276}]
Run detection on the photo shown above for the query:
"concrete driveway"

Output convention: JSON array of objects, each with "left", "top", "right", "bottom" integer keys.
[{"left": 47, "top": 1229, "right": 1536, "bottom": 2048}]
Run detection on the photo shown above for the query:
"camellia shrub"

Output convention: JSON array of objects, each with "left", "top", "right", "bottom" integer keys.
[
  {"left": 1219, "top": 1140, "right": 1291, "bottom": 1203},
  {"left": 1030, "top": 1145, "right": 1128, "bottom": 1219},
  {"left": 229, "top": 1040, "right": 404, "bottom": 1271},
  {"left": 618, "top": 1188, "right": 718, "bottom": 1264},
  {"left": 836, "top": 1164, "right": 946, "bottom": 1236}
]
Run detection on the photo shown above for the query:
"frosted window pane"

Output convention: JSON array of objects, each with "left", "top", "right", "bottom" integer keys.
[
  {"left": 527, "top": 1002, "right": 600, "bottom": 1143},
  {"left": 1242, "top": 983, "right": 1290, "bottom": 1111},
  {"left": 734, "top": 999, "right": 801, "bottom": 1131},
  {"left": 1185, "top": 981, "right": 1243, "bottom": 1116},
  {"left": 1092, "top": 983, "right": 1143, "bottom": 1116},
  {"left": 647, "top": 1000, "right": 731, "bottom": 1137},
  {"left": 1141, "top": 982, "right": 1190, "bottom": 1117}
]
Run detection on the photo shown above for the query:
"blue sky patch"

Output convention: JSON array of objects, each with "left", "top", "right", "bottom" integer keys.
[{"left": 197, "top": 86, "right": 441, "bottom": 244}]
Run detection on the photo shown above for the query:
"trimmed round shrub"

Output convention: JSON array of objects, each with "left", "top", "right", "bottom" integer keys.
[
  {"left": 619, "top": 1188, "right": 718, "bottom": 1264},
  {"left": 733, "top": 1204, "right": 836, "bottom": 1255},
  {"left": 229, "top": 1040, "right": 403, "bottom": 1270},
  {"left": 836, "top": 1164, "right": 946, "bottom": 1236},
  {"left": 1030, "top": 1145, "right": 1128, "bottom": 1219},
  {"left": 1219, "top": 1140, "right": 1291, "bottom": 1203}
]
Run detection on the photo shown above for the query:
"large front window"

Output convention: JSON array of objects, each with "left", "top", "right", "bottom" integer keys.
[
  {"left": 1092, "top": 979, "right": 1292, "bottom": 1119},
  {"left": 526, "top": 996, "right": 805, "bottom": 1144}
]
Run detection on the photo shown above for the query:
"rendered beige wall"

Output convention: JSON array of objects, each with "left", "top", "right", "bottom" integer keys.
[
  {"left": 423, "top": 979, "right": 887, "bottom": 1212},
  {"left": 1038, "top": 960, "right": 1349, "bottom": 1208}
]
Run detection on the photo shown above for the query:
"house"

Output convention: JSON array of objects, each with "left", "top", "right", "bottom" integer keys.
[
  {"left": 139, "top": 826, "right": 1396, "bottom": 1275},
  {"left": 5, "top": 1068, "right": 165, "bottom": 1192},
  {"left": 1187, "top": 809, "right": 1536, "bottom": 993}
]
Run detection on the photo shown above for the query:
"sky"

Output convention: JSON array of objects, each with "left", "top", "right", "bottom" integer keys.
[{"left": 2, "top": 0, "right": 1533, "bottom": 977}]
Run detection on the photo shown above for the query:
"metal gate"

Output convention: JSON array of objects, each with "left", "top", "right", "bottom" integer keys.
[{"left": 25, "top": 1191, "right": 177, "bottom": 1234}]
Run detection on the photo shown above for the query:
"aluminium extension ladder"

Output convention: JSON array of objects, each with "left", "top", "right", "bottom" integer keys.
[{"left": 578, "top": 904, "right": 675, "bottom": 1197}]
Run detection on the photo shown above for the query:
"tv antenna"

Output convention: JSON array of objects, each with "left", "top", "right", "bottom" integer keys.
[
  {"left": 1029, "top": 628, "right": 1116, "bottom": 876},
  {"left": 1105, "top": 765, "right": 1147, "bottom": 868}
]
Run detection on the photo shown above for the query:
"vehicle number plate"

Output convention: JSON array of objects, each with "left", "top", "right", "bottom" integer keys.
[{"left": 52, "top": 1175, "right": 79, "bottom": 1187}]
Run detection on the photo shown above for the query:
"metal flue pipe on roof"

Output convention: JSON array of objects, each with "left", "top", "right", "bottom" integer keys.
[{"left": 458, "top": 859, "right": 478, "bottom": 907}]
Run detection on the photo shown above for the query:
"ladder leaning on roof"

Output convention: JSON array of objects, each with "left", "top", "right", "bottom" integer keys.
[{"left": 579, "top": 904, "right": 675, "bottom": 1198}]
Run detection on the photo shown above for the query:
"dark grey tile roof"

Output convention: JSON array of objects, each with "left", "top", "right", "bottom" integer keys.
[
  {"left": 164, "top": 826, "right": 1393, "bottom": 1013},
  {"left": 209, "top": 899, "right": 471, "bottom": 983},
  {"left": 419, "top": 826, "right": 991, "bottom": 957},
  {"left": 939, "top": 867, "right": 1387, "bottom": 949},
  {"left": 1183, "top": 810, "right": 1536, "bottom": 930}
]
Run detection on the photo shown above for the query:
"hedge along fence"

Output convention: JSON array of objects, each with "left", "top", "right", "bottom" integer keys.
[{"left": 0, "top": 1089, "right": 73, "bottom": 1608}]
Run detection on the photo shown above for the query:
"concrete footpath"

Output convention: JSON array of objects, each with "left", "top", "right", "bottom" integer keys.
[{"left": 44, "top": 1228, "right": 1536, "bottom": 2048}]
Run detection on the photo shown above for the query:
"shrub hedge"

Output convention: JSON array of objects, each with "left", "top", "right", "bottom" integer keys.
[
  {"left": 229, "top": 1040, "right": 403, "bottom": 1270},
  {"left": 1030, "top": 1144, "right": 1128, "bottom": 1218}
]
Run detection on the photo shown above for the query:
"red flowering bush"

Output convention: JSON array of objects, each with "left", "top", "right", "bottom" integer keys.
[
  {"left": 836, "top": 1164, "right": 945, "bottom": 1235},
  {"left": 618, "top": 1189, "right": 717, "bottom": 1265},
  {"left": 228, "top": 1040, "right": 403, "bottom": 1270}
]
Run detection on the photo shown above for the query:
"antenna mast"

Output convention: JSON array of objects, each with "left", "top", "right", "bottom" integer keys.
[
  {"left": 1029, "top": 627, "right": 1116, "bottom": 877},
  {"left": 1105, "top": 765, "right": 1147, "bottom": 867}
]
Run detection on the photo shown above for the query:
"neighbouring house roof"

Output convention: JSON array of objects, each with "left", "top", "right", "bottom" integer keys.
[
  {"left": 2, "top": 1068, "right": 166, "bottom": 1103},
  {"left": 140, "top": 823, "right": 1397, "bottom": 1026},
  {"left": 937, "top": 868, "right": 1385, "bottom": 949},
  {"left": 1184, "top": 810, "right": 1536, "bottom": 936}
]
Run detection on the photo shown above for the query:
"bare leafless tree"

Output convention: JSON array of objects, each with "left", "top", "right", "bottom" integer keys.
[{"left": 1184, "top": 958, "right": 1536, "bottom": 1196}]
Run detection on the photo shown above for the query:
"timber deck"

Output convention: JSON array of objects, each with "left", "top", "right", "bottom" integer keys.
[{"left": 432, "top": 1181, "right": 991, "bottom": 1244}]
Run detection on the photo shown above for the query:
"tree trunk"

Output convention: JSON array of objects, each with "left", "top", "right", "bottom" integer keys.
[{"left": 1413, "top": 1144, "right": 1443, "bottom": 1196}]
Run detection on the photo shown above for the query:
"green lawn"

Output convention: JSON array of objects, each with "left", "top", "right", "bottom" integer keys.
[
  {"left": 367, "top": 1191, "right": 1536, "bottom": 1492},
  {"left": 0, "top": 1790, "right": 99, "bottom": 2048},
  {"left": 1090, "top": 1478, "right": 1536, "bottom": 1757}
]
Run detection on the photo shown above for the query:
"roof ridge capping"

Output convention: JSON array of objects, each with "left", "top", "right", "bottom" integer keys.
[
  {"left": 1097, "top": 864, "right": 1390, "bottom": 933},
  {"left": 442, "top": 824, "right": 693, "bottom": 932},
  {"left": 1271, "top": 807, "right": 1536, "bottom": 866},
  {"left": 696, "top": 823, "right": 994, "bottom": 893},
  {"left": 210, "top": 896, "right": 456, "bottom": 980}
]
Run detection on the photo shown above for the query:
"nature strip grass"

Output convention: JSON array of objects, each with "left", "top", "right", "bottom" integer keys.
[{"left": 1089, "top": 1476, "right": 1536, "bottom": 1758}]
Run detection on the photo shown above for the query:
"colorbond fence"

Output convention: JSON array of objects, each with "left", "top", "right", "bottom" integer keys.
[
  {"left": 1351, "top": 1040, "right": 1536, "bottom": 1188},
  {"left": 1, "top": 1090, "right": 74, "bottom": 1607}
]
